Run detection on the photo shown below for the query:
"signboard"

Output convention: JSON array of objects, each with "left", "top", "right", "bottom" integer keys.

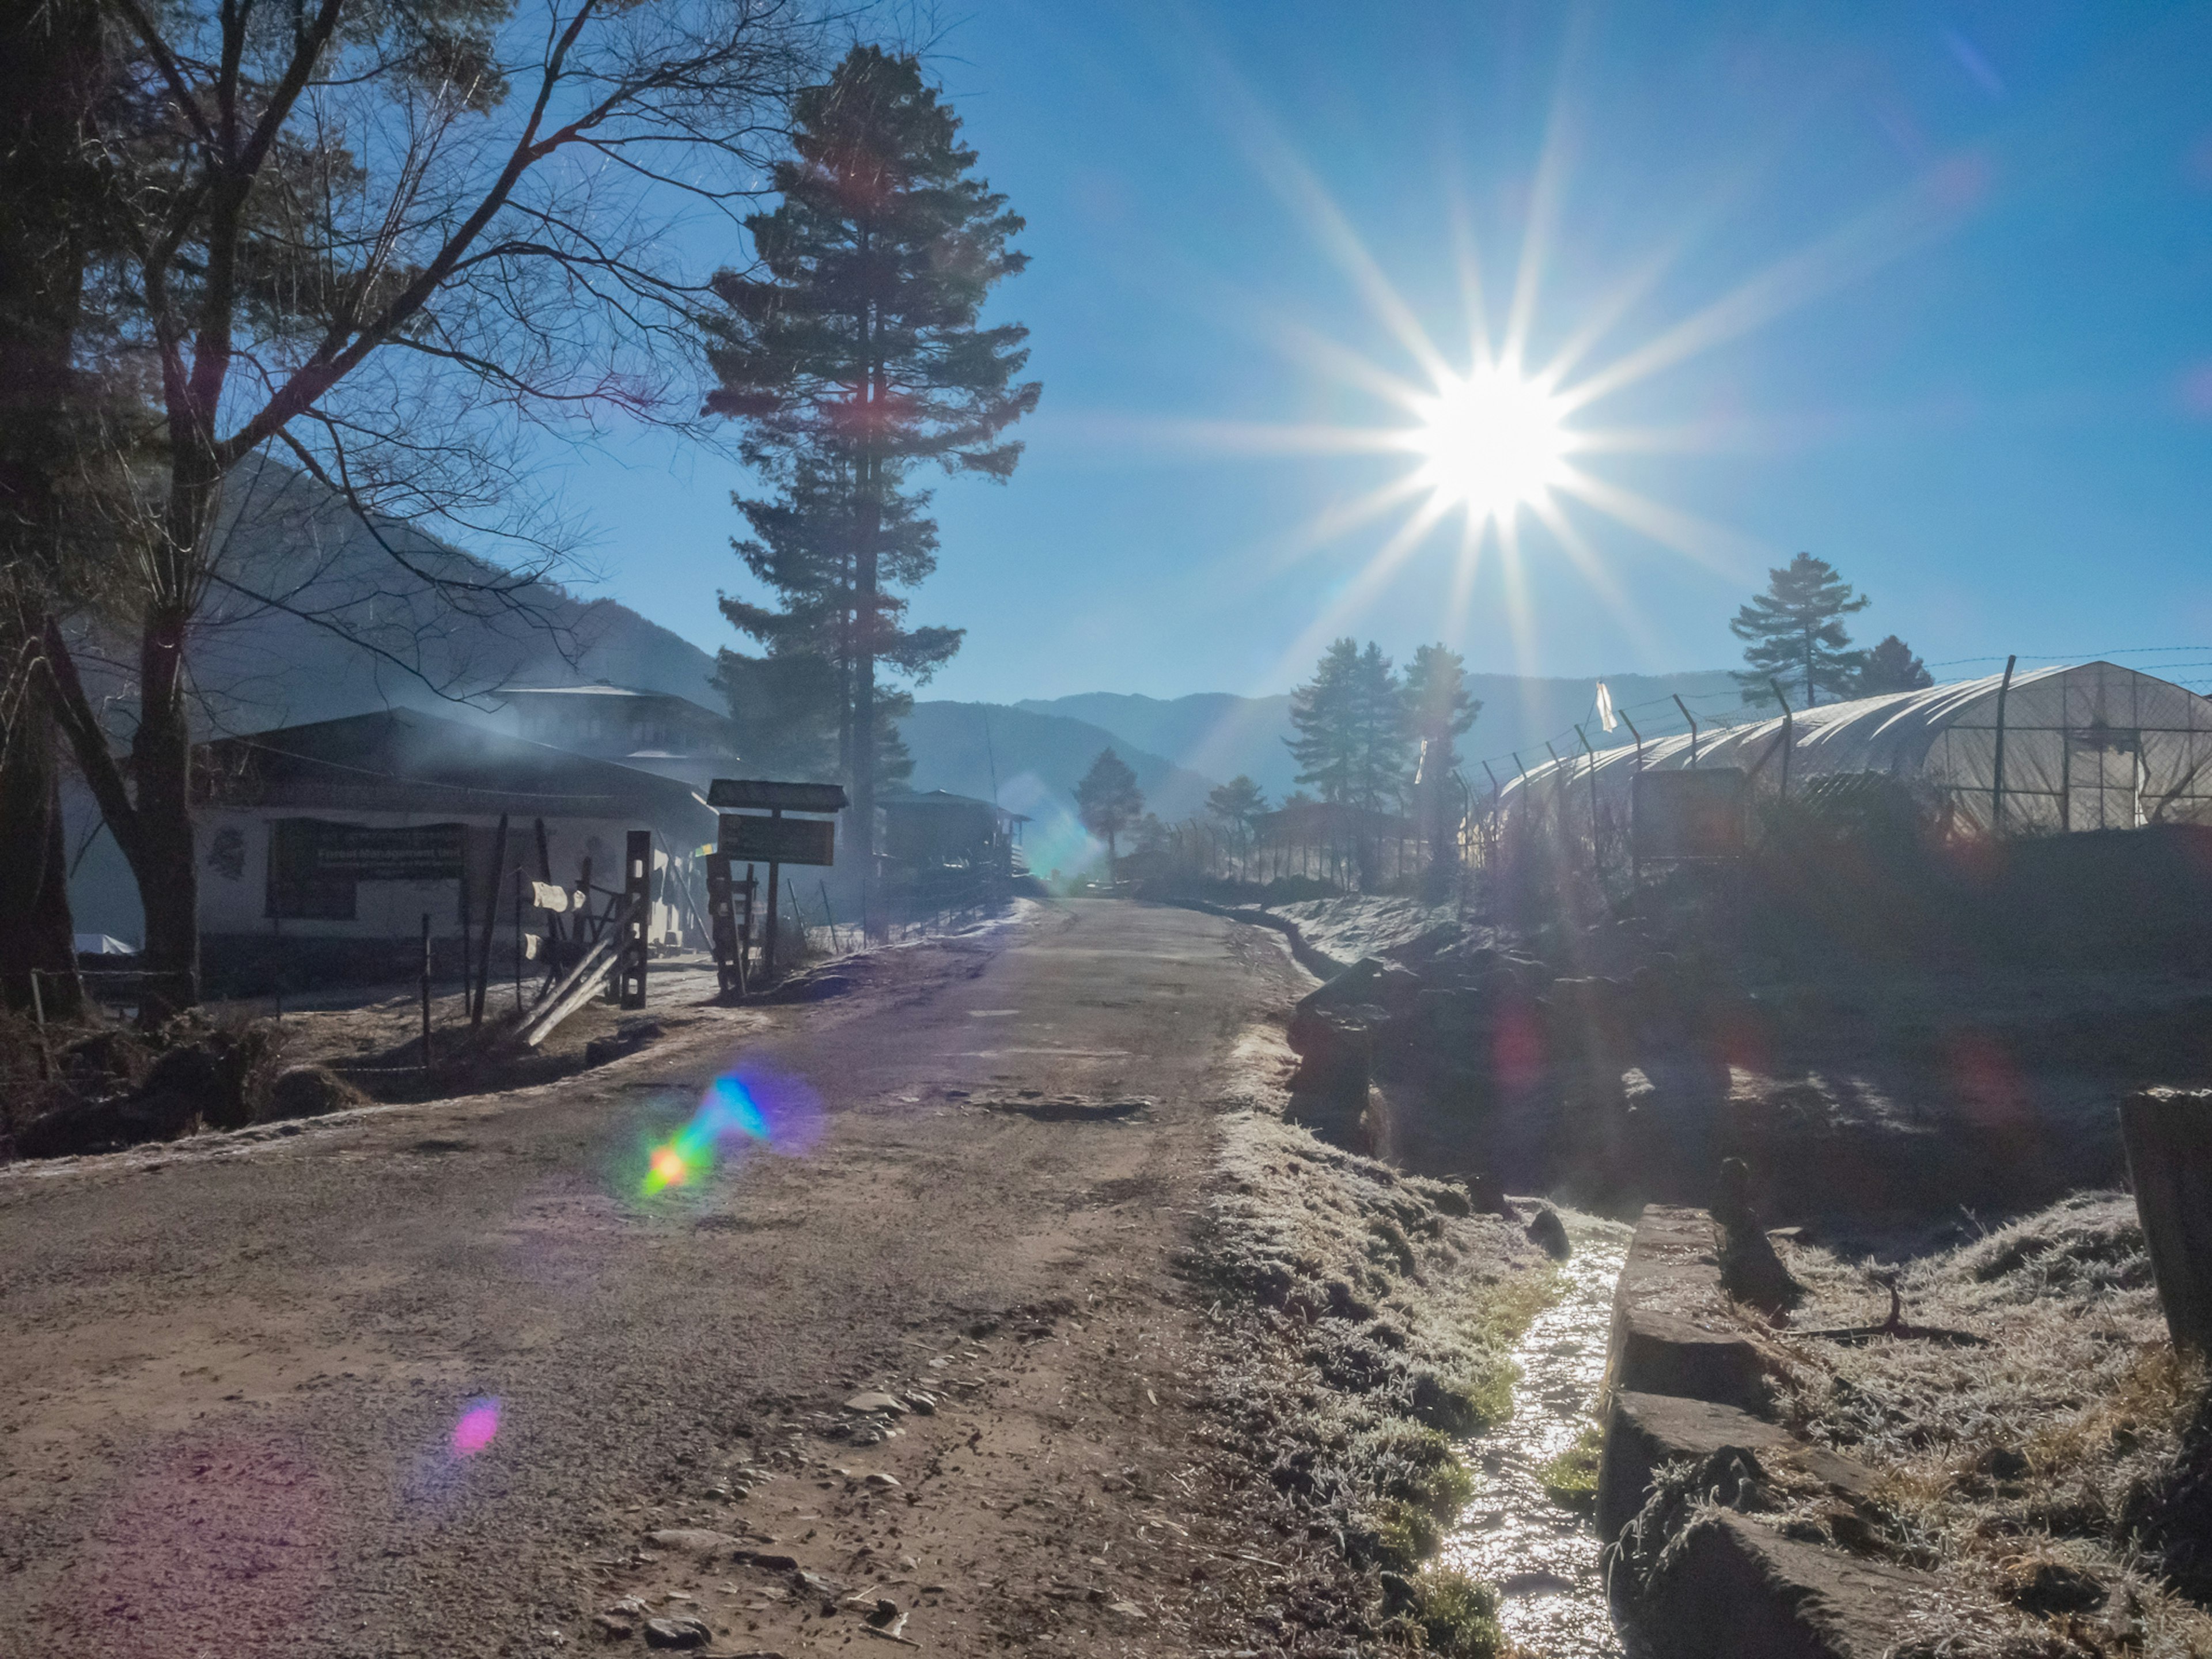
[
  {"left": 721, "top": 813, "right": 836, "bottom": 868},
  {"left": 1632, "top": 769, "right": 1748, "bottom": 862},
  {"left": 707, "top": 778, "right": 849, "bottom": 813},
  {"left": 271, "top": 819, "right": 466, "bottom": 882}
]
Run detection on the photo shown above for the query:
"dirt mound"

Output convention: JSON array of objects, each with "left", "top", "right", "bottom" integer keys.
[
  {"left": 9, "top": 1022, "right": 282, "bottom": 1160},
  {"left": 262, "top": 1065, "right": 368, "bottom": 1122}
]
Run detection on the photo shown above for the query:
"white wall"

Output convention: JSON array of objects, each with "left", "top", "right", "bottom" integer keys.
[{"left": 197, "top": 806, "right": 691, "bottom": 945}]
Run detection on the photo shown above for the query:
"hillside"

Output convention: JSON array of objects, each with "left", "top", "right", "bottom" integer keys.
[{"left": 1019, "top": 668, "right": 1745, "bottom": 805}]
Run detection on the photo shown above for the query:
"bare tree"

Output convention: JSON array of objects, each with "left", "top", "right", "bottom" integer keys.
[{"left": 39, "top": 0, "right": 822, "bottom": 1007}]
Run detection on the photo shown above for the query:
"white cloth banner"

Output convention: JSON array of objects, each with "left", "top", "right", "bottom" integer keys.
[
  {"left": 1595, "top": 681, "right": 1618, "bottom": 734},
  {"left": 531, "top": 881, "right": 569, "bottom": 914}
]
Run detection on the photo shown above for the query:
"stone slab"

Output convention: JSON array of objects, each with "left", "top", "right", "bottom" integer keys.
[
  {"left": 1605, "top": 1205, "right": 1772, "bottom": 1413},
  {"left": 1597, "top": 1390, "right": 1877, "bottom": 1543},
  {"left": 1630, "top": 1510, "right": 1939, "bottom": 1659}
]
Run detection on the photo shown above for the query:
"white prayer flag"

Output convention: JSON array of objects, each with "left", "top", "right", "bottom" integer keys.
[
  {"left": 1596, "top": 681, "right": 1618, "bottom": 734},
  {"left": 521, "top": 932, "right": 545, "bottom": 961},
  {"left": 531, "top": 881, "right": 569, "bottom": 914}
]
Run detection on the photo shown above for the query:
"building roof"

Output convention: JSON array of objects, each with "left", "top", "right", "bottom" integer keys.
[
  {"left": 196, "top": 709, "right": 717, "bottom": 836},
  {"left": 880, "top": 789, "right": 1030, "bottom": 824}
]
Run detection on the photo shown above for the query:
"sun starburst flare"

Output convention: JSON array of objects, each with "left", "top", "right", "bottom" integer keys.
[
  {"left": 1401, "top": 365, "right": 1575, "bottom": 525},
  {"left": 1128, "top": 47, "right": 1994, "bottom": 686}
]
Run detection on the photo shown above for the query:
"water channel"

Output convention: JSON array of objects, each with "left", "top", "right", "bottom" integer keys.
[{"left": 1445, "top": 1211, "right": 1633, "bottom": 1658}]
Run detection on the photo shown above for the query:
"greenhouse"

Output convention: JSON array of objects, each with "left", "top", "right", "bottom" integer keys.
[{"left": 1495, "top": 661, "right": 2212, "bottom": 839}]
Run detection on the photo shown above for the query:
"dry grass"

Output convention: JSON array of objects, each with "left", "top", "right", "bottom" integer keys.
[{"left": 1766, "top": 1192, "right": 2212, "bottom": 1656}]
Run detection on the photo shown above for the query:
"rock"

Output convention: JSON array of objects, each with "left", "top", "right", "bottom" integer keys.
[
  {"left": 901, "top": 1391, "right": 937, "bottom": 1414},
  {"left": 863, "top": 1598, "right": 902, "bottom": 1627},
  {"left": 735, "top": 1550, "right": 800, "bottom": 1571},
  {"left": 1712, "top": 1158, "right": 1802, "bottom": 1316},
  {"left": 646, "top": 1528, "right": 739, "bottom": 1559},
  {"left": 843, "top": 1392, "right": 908, "bottom": 1415},
  {"left": 1104, "top": 1600, "right": 1146, "bottom": 1619},
  {"left": 642, "top": 1616, "right": 713, "bottom": 1649},
  {"left": 261, "top": 1065, "right": 365, "bottom": 1122},
  {"left": 863, "top": 1472, "right": 900, "bottom": 1488},
  {"left": 1525, "top": 1206, "right": 1571, "bottom": 1260}
]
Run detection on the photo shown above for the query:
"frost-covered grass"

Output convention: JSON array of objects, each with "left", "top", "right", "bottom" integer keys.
[
  {"left": 1188, "top": 1103, "right": 1554, "bottom": 1600},
  {"left": 1766, "top": 1192, "right": 2212, "bottom": 1656}
]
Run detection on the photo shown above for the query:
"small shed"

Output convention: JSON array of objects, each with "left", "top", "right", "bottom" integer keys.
[
  {"left": 879, "top": 790, "right": 1027, "bottom": 873},
  {"left": 1499, "top": 662, "right": 2212, "bottom": 837},
  {"left": 194, "top": 709, "right": 717, "bottom": 980}
]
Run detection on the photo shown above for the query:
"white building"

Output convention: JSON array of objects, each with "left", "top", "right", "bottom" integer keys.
[{"left": 193, "top": 709, "right": 715, "bottom": 985}]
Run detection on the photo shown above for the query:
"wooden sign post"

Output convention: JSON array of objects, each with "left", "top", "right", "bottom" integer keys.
[{"left": 709, "top": 779, "right": 847, "bottom": 985}]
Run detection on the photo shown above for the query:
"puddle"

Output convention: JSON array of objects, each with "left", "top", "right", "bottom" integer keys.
[{"left": 1445, "top": 1210, "right": 1631, "bottom": 1658}]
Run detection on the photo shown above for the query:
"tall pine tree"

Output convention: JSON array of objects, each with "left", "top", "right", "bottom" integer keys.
[
  {"left": 1402, "top": 643, "right": 1479, "bottom": 891},
  {"left": 714, "top": 453, "right": 957, "bottom": 787},
  {"left": 1729, "top": 552, "right": 1870, "bottom": 708},
  {"left": 706, "top": 47, "right": 1039, "bottom": 916}
]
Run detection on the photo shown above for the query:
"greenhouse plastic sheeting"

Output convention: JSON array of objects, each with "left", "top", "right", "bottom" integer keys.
[{"left": 1496, "top": 662, "right": 2212, "bottom": 836}]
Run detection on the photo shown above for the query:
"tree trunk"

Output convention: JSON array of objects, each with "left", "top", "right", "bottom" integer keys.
[
  {"left": 132, "top": 587, "right": 202, "bottom": 1012},
  {"left": 0, "top": 0, "right": 101, "bottom": 1018},
  {"left": 0, "top": 687, "right": 85, "bottom": 1017},
  {"left": 852, "top": 462, "right": 880, "bottom": 937}
]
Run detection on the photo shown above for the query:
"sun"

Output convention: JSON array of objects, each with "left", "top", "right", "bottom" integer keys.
[{"left": 1403, "top": 365, "right": 1573, "bottom": 524}]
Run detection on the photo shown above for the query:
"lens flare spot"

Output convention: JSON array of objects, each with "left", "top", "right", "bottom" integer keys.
[
  {"left": 646, "top": 1144, "right": 694, "bottom": 1192},
  {"left": 638, "top": 1068, "right": 824, "bottom": 1198},
  {"left": 451, "top": 1399, "right": 501, "bottom": 1457}
]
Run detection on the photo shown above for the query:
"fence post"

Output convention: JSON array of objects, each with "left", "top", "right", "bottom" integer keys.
[
  {"left": 1990, "top": 653, "right": 2018, "bottom": 836},
  {"left": 1769, "top": 679, "right": 1793, "bottom": 800},
  {"left": 2120, "top": 1089, "right": 2212, "bottom": 1355},
  {"left": 472, "top": 813, "right": 507, "bottom": 1029},
  {"left": 1620, "top": 710, "right": 1643, "bottom": 770},
  {"left": 1576, "top": 724, "right": 1600, "bottom": 867},
  {"left": 1672, "top": 695, "right": 1700, "bottom": 766},
  {"left": 419, "top": 912, "right": 433, "bottom": 1072}
]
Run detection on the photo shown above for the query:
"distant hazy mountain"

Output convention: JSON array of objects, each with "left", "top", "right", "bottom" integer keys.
[
  {"left": 899, "top": 700, "right": 1215, "bottom": 877},
  {"left": 1018, "top": 669, "right": 1744, "bottom": 806}
]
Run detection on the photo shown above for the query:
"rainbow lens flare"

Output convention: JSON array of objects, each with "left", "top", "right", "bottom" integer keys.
[
  {"left": 640, "top": 1068, "right": 823, "bottom": 1196},
  {"left": 450, "top": 1399, "right": 501, "bottom": 1457}
]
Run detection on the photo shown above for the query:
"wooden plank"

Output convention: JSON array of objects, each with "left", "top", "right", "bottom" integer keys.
[
  {"left": 707, "top": 778, "right": 849, "bottom": 812},
  {"left": 514, "top": 896, "right": 638, "bottom": 1049},
  {"left": 2121, "top": 1088, "right": 2212, "bottom": 1355}
]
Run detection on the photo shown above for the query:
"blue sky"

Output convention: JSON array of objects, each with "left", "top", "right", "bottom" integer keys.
[{"left": 559, "top": 1, "right": 2212, "bottom": 705}]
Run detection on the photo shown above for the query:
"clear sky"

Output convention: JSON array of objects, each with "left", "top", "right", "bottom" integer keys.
[{"left": 556, "top": 0, "right": 2212, "bottom": 705}]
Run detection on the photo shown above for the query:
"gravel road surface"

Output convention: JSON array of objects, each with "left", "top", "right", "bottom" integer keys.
[{"left": 0, "top": 899, "right": 1316, "bottom": 1659}]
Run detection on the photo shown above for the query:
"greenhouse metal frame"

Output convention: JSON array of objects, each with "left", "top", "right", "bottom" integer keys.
[{"left": 1493, "top": 661, "right": 2212, "bottom": 840}]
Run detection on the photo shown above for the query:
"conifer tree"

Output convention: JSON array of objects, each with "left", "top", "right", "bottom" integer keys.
[
  {"left": 1857, "top": 634, "right": 1934, "bottom": 695},
  {"left": 1402, "top": 644, "right": 1480, "bottom": 889},
  {"left": 706, "top": 46, "right": 1039, "bottom": 918},
  {"left": 1075, "top": 748, "right": 1142, "bottom": 881},
  {"left": 1206, "top": 776, "right": 1268, "bottom": 842},
  {"left": 715, "top": 454, "right": 958, "bottom": 783},
  {"left": 1287, "top": 639, "right": 1410, "bottom": 812},
  {"left": 1729, "top": 552, "right": 1870, "bottom": 708}
]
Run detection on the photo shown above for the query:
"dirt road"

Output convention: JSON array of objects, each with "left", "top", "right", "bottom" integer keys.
[{"left": 0, "top": 900, "right": 1321, "bottom": 1659}]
